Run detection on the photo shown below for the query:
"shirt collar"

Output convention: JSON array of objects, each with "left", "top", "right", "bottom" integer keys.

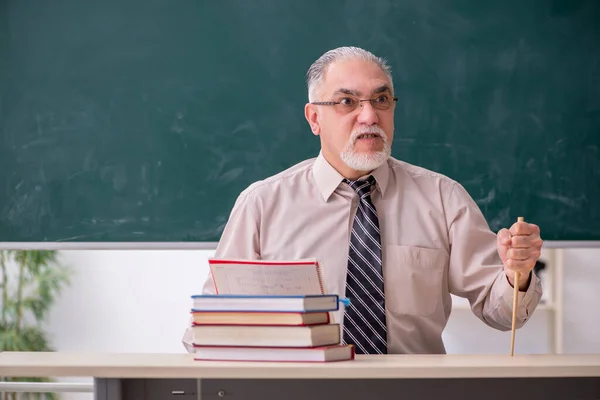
[{"left": 312, "top": 152, "right": 390, "bottom": 202}]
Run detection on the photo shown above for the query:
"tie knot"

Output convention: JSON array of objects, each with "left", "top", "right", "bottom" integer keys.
[{"left": 344, "top": 175, "right": 376, "bottom": 198}]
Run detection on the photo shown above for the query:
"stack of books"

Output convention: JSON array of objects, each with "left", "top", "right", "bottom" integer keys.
[{"left": 188, "top": 293, "right": 355, "bottom": 362}]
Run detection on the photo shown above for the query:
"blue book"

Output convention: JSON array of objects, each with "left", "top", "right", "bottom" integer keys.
[{"left": 191, "top": 294, "right": 340, "bottom": 313}]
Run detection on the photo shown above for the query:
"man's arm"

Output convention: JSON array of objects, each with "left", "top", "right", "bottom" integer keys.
[
  {"left": 182, "top": 190, "right": 261, "bottom": 353},
  {"left": 445, "top": 182, "right": 543, "bottom": 331}
]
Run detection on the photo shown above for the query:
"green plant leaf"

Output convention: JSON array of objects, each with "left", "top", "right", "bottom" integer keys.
[
  {"left": 0, "top": 325, "right": 51, "bottom": 351},
  {"left": 20, "top": 326, "right": 53, "bottom": 351},
  {"left": 0, "top": 250, "right": 70, "bottom": 399},
  {"left": 0, "top": 322, "right": 19, "bottom": 350}
]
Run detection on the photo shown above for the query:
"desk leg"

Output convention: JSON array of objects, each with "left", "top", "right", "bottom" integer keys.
[{"left": 94, "top": 378, "right": 122, "bottom": 400}]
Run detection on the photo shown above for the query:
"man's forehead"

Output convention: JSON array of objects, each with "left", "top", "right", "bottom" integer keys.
[{"left": 323, "top": 59, "right": 391, "bottom": 93}]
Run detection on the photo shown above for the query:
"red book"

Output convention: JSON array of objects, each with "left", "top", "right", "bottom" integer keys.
[{"left": 192, "top": 344, "right": 355, "bottom": 363}]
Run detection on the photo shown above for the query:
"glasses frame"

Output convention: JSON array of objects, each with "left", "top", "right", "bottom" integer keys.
[{"left": 310, "top": 96, "right": 398, "bottom": 112}]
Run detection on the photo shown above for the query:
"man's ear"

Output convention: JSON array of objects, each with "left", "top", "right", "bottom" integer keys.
[{"left": 304, "top": 103, "right": 321, "bottom": 136}]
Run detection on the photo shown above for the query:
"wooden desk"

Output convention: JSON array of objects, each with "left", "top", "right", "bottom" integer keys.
[{"left": 1, "top": 352, "right": 599, "bottom": 400}]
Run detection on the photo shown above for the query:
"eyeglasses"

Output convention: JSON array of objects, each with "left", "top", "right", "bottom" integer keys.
[{"left": 311, "top": 94, "right": 398, "bottom": 114}]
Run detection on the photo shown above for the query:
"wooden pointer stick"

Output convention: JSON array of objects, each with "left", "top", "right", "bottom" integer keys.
[{"left": 510, "top": 216, "right": 524, "bottom": 356}]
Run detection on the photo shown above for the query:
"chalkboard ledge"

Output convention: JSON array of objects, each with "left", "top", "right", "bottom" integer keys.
[{"left": 0, "top": 241, "right": 598, "bottom": 250}]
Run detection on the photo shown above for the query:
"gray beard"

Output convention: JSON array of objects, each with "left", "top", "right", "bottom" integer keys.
[{"left": 340, "top": 143, "right": 391, "bottom": 172}]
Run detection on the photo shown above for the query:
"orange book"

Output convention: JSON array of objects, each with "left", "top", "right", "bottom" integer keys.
[{"left": 191, "top": 310, "right": 330, "bottom": 326}]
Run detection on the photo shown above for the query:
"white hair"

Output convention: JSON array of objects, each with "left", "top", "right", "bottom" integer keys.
[{"left": 306, "top": 46, "right": 394, "bottom": 102}]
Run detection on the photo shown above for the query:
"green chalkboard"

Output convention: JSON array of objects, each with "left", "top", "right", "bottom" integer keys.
[{"left": 1, "top": 0, "right": 599, "bottom": 242}]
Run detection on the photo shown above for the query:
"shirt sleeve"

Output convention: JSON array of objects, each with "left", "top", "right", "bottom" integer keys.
[
  {"left": 445, "top": 181, "right": 543, "bottom": 331},
  {"left": 182, "top": 189, "right": 261, "bottom": 353}
]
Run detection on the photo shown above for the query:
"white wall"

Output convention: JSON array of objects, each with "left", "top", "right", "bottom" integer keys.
[{"left": 17, "top": 247, "right": 600, "bottom": 399}]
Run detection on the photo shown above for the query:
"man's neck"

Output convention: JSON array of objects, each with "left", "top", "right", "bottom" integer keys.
[
  {"left": 321, "top": 152, "right": 372, "bottom": 180},
  {"left": 343, "top": 169, "right": 371, "bottom": 180}
]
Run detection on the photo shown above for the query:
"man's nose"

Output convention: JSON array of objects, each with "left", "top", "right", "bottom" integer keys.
[{"left": 356, "top": 101, "right": 379, "bottom": 125}]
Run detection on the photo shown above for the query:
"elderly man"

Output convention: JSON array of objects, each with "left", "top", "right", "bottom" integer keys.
[{"left": 183, "top": 46, "right": 543, "bottom": 354}]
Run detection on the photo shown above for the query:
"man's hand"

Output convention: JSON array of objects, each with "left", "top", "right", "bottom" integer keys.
[{"left": 497, "top": 220, "right": 543, "bottom": 291}]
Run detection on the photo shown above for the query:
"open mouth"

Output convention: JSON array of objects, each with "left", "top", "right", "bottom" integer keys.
[{"left": 357, "top": 133, "right": 380, "bottom": 139}]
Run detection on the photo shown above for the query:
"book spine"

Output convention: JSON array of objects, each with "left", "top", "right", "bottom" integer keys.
[
  {"left": 208, "top": 264, "right": 219, "bottom": 294},
  {"left": 315, "top": 262, "right": 326, "bottom": 294}
]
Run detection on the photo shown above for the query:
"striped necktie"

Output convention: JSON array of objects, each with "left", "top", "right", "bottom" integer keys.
[{"left": 342, "top": 175, "right": 387, "bottom": 354}]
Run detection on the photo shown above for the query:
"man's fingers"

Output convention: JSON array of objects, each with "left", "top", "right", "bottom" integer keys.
[
  {"left": 510, "top": 222, "right": 540, "bottom": 236},
  {"left": 497, "top": 228, "right": 512, "bottom": 245},
  {"left": 503, "top": 222, "right": 543, "bottom": 282},
  {"left": 506, "top": 256, "right": 538, "bottom": 273},
  {"left": 511, "top": 235, "right": 543, "bottom": 249},
  {"left": 508, "top": 248, "right": 541, "bottom": 261}
]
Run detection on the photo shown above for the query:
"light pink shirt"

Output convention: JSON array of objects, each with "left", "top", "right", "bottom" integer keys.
[{"left": 183, "top": 153, "right": 542, "bottom": 354}]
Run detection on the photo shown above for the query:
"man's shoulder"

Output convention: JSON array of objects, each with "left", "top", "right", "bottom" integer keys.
[
  {"left": 239, "top": 157, "right": 316, "bottom": 198},
  {"left": 387, "top": 157, "right": 478, "bottom": 206},
  {"left": 387, "top": 157, "right": 457, "bottom": 185}
]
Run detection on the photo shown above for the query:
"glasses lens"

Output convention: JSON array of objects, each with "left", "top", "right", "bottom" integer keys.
[
  {"left": 335, "top": 97, "right": 359, "bottom": 113},
  {"left": 372, "top": 95, "right": 392, "bottom": 110}
]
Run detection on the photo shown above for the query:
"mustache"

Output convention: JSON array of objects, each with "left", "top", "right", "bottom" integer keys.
[{"left": 350, "top": 126, "right": 387, "bottom": 143}]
